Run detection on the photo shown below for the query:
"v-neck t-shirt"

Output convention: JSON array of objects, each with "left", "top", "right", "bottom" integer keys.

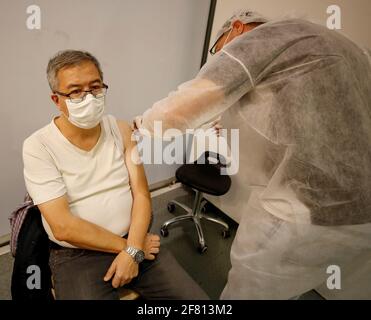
[{"left": 22, "top": 114, "right": 132, "bottom": 247}]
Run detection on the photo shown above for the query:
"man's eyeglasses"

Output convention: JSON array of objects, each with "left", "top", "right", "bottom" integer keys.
[{"left": 54, "top": 83, "right": 109, "bottom": 103}]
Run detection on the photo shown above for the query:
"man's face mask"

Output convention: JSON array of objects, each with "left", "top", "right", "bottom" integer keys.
[{"left": 65, "top": 94, "right": 105, "bottom": 129}]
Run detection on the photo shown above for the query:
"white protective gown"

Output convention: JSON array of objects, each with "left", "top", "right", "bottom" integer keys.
[{"left": 137, "top": 19, "right": 371, "bottom": 299}]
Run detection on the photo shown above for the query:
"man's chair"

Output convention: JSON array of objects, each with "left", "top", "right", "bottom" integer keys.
[{"left": 160, "top": 151, "right": 232, "bottom": 253}]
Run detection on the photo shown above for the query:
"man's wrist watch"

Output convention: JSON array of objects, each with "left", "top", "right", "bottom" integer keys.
[{"left": 125, "top": 246, "right": 145, "bottom": 264}]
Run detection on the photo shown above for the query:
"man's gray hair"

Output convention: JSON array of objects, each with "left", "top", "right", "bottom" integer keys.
[{"left": 46, "top": 50, "right": 103, "bottom": 91}]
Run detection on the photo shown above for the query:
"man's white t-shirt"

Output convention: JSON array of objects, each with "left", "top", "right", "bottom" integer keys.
[{"left": 22, "top": 114, "right": 133, "bottom": 248}]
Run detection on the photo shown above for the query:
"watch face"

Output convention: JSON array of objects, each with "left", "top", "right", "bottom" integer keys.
[{"left": 135, "top": 250, "right": 145, "bottom": 263}]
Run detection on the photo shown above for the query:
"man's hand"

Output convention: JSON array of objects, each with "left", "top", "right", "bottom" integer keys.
[
  {"left": 104, "top": 251, "right": 139, "bottom": 288},
  {"left": 144, "top": 233, "right": 160, "bottom": 260},
  {"left": 103, "top": 233, "right": 160, "bottom": 288}
]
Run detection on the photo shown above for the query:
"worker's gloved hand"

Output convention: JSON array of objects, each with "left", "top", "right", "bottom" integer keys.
[
  {"left": 143, "top": 233, "right": 160, "bottom": 260},
  {"left": 200, "top": 115, "right": 223, "bottom": 137},
  {"left": 132, "top": 116, "right": 143, "bottom": 131},
  {"left": 211, "top": 116, "right": 223, "bottom": 137}
]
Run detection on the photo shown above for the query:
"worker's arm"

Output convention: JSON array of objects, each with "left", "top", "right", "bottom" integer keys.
[
  {"left": 135, "top": 49, "right": 252, "bottom": 136},
  {"left": 135, "top": 78, "right": 226, "bottom": 136},
  {"left": 38, "top": 195, "right": 126, "bottom": 254},
  {"left": 135, "top": 23, "right": 293, "bottom": 136}
]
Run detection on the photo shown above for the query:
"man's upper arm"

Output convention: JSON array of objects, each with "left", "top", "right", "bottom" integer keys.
[{"left": 116, "top": 120, "right": 150, "bottom": 198}]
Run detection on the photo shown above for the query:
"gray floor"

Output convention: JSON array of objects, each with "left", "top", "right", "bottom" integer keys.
[
  {"left": 0, "top": 251, "right": 13, "bottom": 300},
  {"left": 0, "top": 185, "right": 323, "bottom": 300}
]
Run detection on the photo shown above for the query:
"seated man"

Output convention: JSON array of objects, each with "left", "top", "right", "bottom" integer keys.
[{"left": 22, "top": 50, "right": 208, "bottom": 300}]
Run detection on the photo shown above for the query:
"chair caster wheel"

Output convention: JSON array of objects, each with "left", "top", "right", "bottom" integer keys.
[
  {"left": 198, "top": 245, "right": 208, "bottom": 254},
  {"left": 160, "top": 227, "right": 169, "bottom": 237},
  {"left": 222, "top": 229, "right": 231, "bottom": 239},
  {"left": 167, "top": 203, "right": 176, "bottom": 213}
]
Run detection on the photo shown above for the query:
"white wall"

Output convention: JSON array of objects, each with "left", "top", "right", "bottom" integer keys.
[
  {"left": 210, "top": 0, "right": 371, "bottom": 51},
  {"left": 0, "top": 0, "right": 210, "bottom": 237}
]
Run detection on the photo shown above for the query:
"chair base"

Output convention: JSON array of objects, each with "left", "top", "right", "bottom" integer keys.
[{"left": 161, "top": 190, "right": 230, "bottom": 253}]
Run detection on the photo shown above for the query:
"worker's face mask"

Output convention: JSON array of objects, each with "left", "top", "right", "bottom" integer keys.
[{"left": 65, "top": 94, "right": 105, "bottom": 129}]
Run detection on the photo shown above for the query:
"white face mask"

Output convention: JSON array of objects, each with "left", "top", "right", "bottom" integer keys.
[{"left": 65, "top": 94, "right": 105, "bottom": 129}]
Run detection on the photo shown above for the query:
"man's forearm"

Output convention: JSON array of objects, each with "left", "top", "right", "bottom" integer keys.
[
  {"left": 62, "top": 216, "right": 127, "bottom": 254},
  {"left": 127, "top": 194, "right": 152, "bottom": 250}
]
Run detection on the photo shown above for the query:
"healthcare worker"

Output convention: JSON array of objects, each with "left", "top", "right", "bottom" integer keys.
[{"left": 134, "top": 10, "right": 371, "bottom": 299}]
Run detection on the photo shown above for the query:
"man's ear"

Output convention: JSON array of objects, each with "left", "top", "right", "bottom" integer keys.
[
  {"left": 232, "top": 20, "right": 245, "bottom": 35},
  {"left": 51, "top": 94, "right": 63, "bottom": 112},
  {"left": 51, "top": 94, "right": 59, "bottom": 105}
]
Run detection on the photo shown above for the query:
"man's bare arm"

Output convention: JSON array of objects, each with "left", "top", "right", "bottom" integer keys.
[
  {"left": 38, "top": 195, "right": 126, "bottom": 254},
  {"left": 117, "top": 120, "right": 152, "bottom": 252},
  {"left": 103, "top": 121, "right": 155, "bottom": 289}
]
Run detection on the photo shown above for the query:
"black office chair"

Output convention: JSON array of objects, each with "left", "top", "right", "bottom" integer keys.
[{"left": 160, "top": 151, "right": 232, "bottom": 253}]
